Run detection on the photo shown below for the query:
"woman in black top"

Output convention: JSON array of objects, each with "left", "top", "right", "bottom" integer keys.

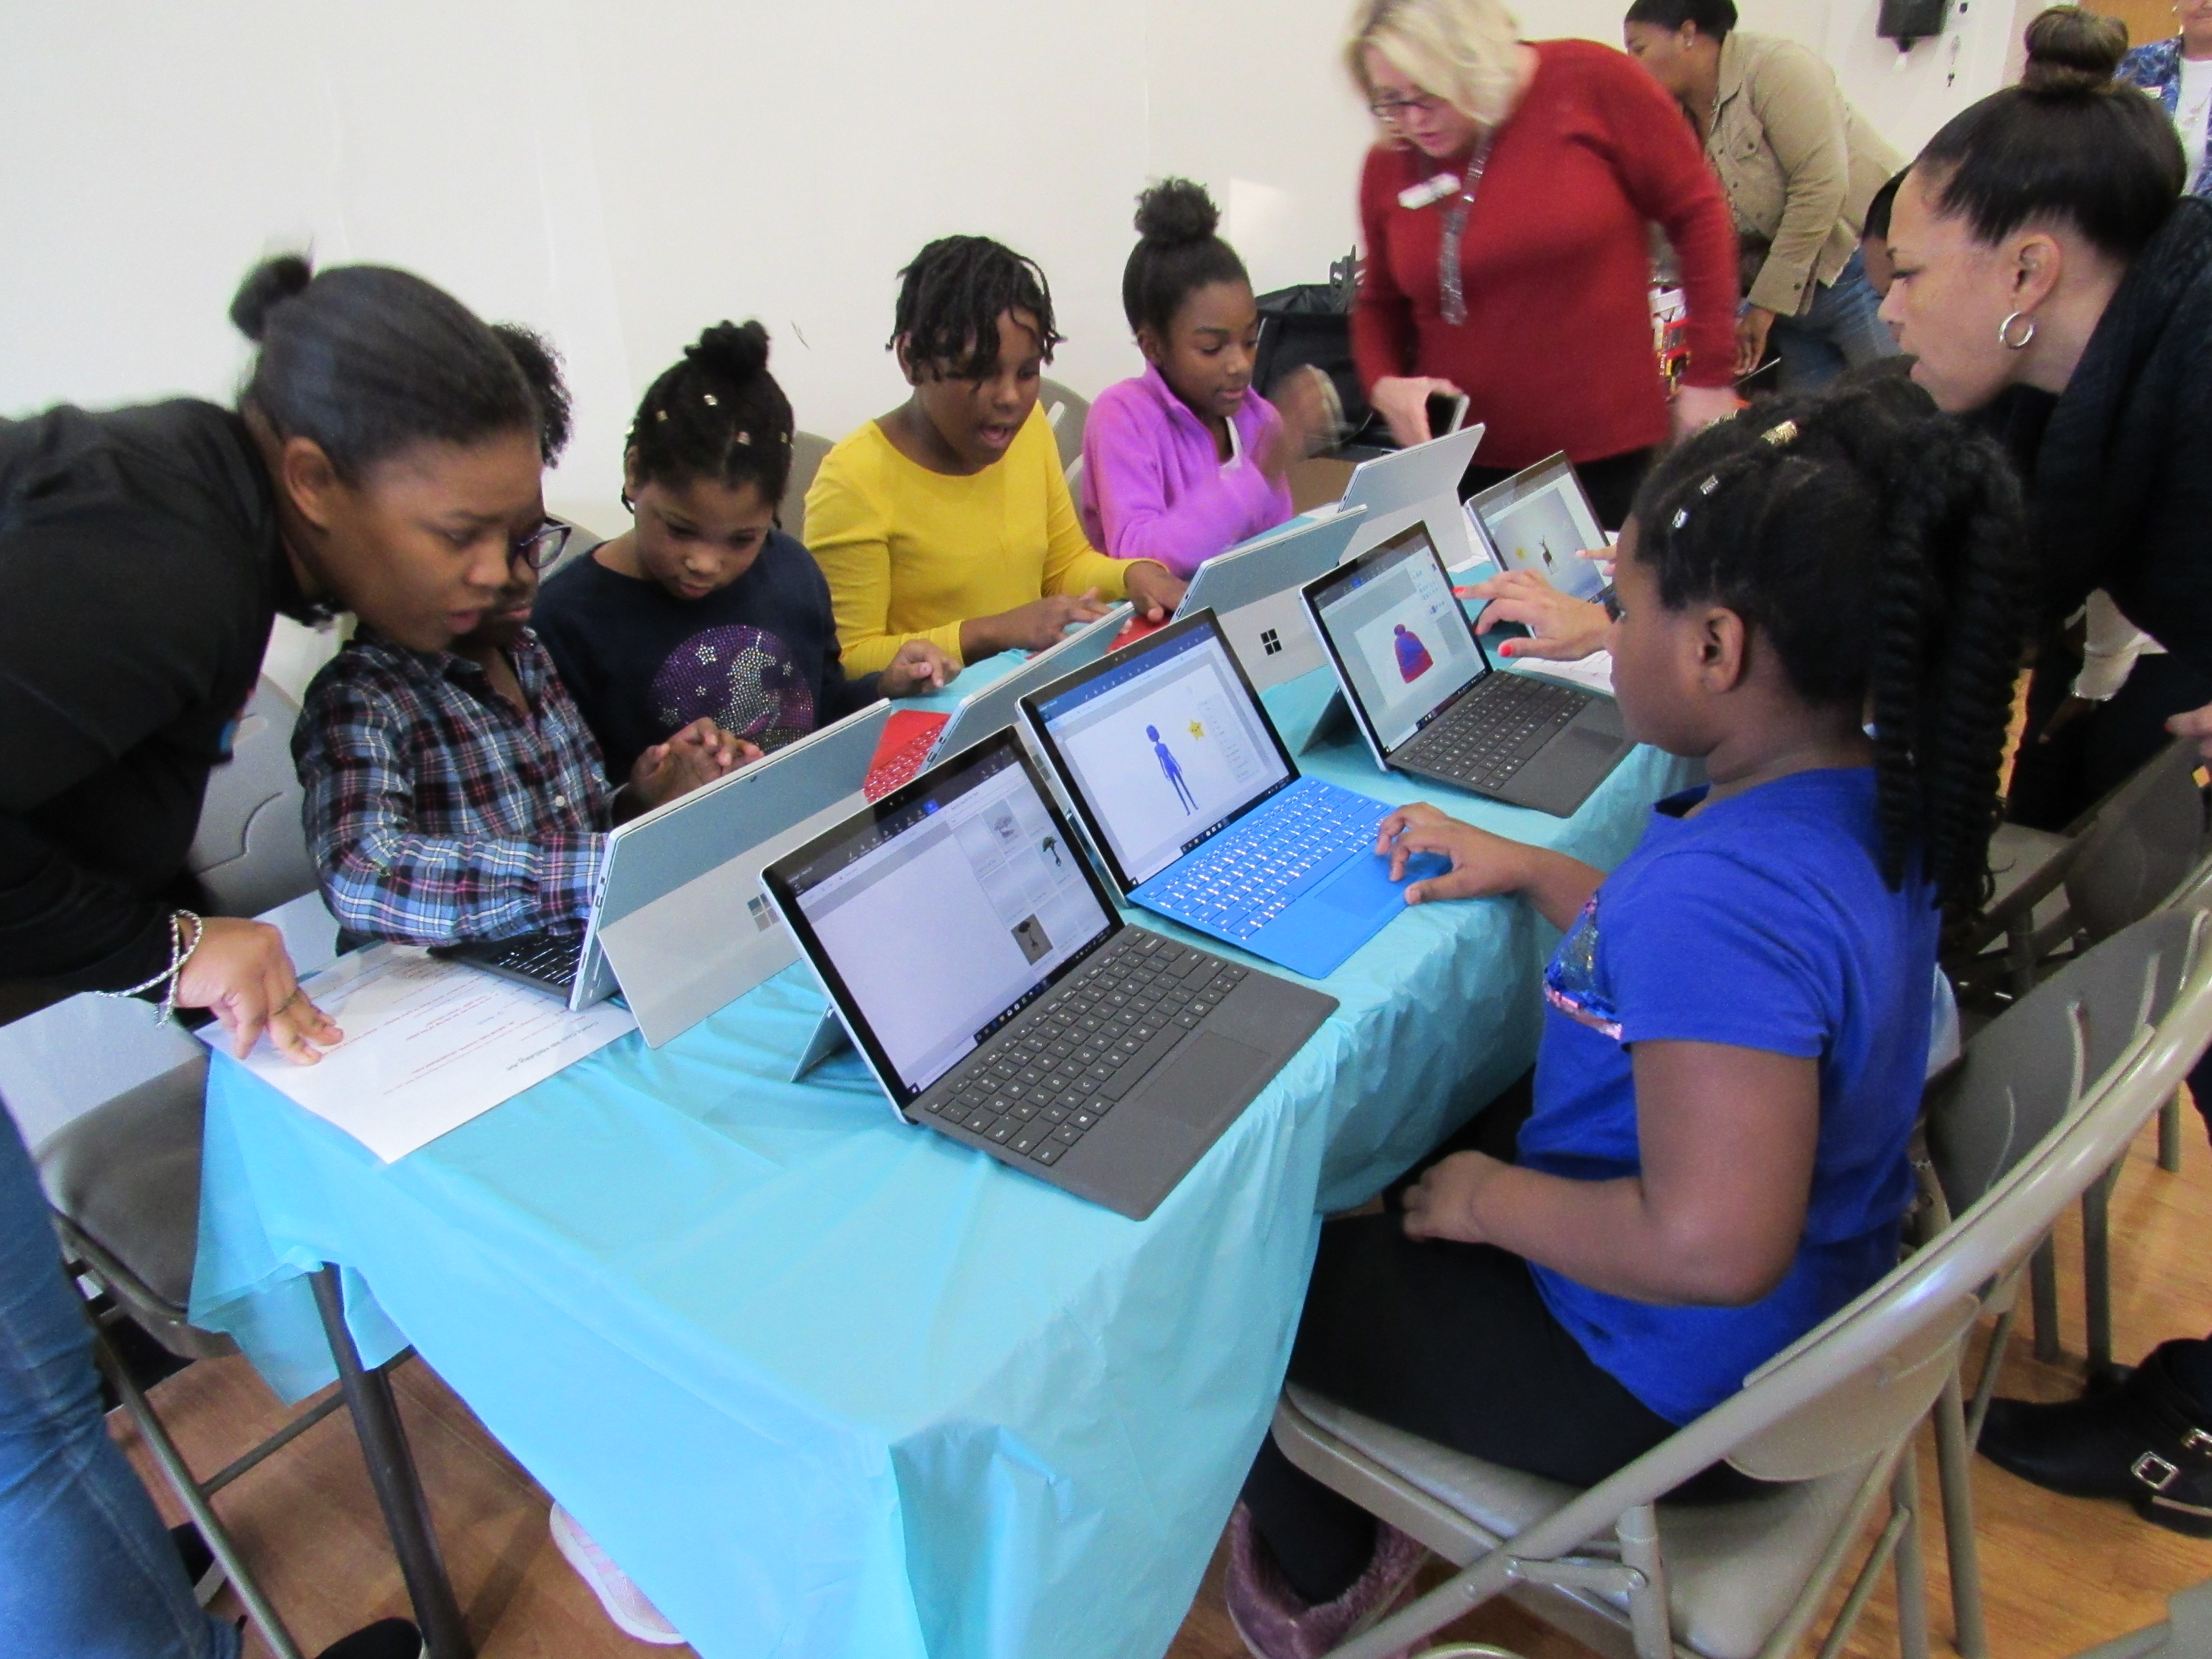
[
  {"left": 0, "top": 256, "right": 567, "bottom": 1659},
  {"left": 1882, "top": 11, "right": 2212, "bottom": 821},
  {"left": 1878, "top": 13, "right": 2212, "bottom": 1539}
]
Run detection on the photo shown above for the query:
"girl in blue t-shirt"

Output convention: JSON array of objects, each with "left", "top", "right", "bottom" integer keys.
[
  {"left": 1227, "top": 376, "right": 2031, "bottom": 1656},
  {"left": 535, "top": 322, "right": 956, "bottom": 779}
]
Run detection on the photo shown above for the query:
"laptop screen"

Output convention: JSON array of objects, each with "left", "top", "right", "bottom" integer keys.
[
  {"left": 1466, "top": 455, "right": 1607, "bottom": 601},
  {"left": 1306, "top": 523, "right": 1487, "bottom": 754},
  {"left": 1026, "top": 615, "right": 1294, "bottom": 889},
  {"left": 772, "top": 739, "right": 1114, "bottom": 1097}
]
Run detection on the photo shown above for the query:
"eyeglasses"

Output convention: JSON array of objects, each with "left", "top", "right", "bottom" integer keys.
[
  {"left": 1368, "top": 92, "right": 1447, "bottom": 124},
  {"left": 510, "top": 520, "right": 571, "bottom": 572},
  {"left": 1599, "top": 584, "right": 1623, "bottom": 623}
]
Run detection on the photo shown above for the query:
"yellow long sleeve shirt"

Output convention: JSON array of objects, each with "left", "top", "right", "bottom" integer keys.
[{"left": 804, "top": 406, "right": 1134, "bottom": 673}]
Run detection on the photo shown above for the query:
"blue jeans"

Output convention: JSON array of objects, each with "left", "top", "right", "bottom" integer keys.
[
  {"left": 0, "top": 1105, "right": 237, "bottom": 1659},
  {"left": 1768, "top": 250, "right": 1899, "bottom": 392}
]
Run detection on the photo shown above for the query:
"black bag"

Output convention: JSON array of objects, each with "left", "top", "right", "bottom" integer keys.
[{"left": 1253, "top": 251, "right": 1391, "bottom": 449}]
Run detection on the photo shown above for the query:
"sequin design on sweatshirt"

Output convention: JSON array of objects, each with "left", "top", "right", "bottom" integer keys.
[
  {"left": 1543, "top": 891, "right": 1622, "bottom": 1040},
  {"left": 650, "top": 625, "right": 814, "bottom": 752}
]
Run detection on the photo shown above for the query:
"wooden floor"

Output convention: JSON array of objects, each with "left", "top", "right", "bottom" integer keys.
[{"left": 120, "top": 1099, "right": 2212, "bottom": 1659}]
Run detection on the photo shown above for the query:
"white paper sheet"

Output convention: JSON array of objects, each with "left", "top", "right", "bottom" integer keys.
[
  {"left": 1510, "top": 651, "right": 1616, "bottom": 697},
  {"left": 202, "top": 946, "right": 635, "bottom": 1162}
]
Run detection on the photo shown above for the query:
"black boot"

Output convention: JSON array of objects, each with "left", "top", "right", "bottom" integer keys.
[{"left": 1979, "top": 1341, "right": 2212, "bottom": 1537}]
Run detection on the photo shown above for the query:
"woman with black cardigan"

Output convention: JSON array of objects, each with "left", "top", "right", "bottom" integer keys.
[
  {"left": 1878, "top": 14, "right": 2212, "bottom": 1540},
  {"left": 0, "top": 257, "right": 568, "bottom": 1659},
  {"left": 1883, "top": 12, "right": 2212, "bottom": 827}
]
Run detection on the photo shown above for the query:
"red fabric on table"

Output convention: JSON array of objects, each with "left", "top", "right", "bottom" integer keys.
[{"left": 1350, "top": 38, "right": 1740, "bottom": 473}]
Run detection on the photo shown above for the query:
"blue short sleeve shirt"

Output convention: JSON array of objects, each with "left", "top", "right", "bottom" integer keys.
[{"left": 1521, "top": 767, "right": 1939, "bottom": 1424}]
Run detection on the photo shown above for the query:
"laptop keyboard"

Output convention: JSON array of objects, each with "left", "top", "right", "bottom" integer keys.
[
  {"left": 920, "top": 932, "right": 1248, "bottom": 1166},
  {"left": 1144, "top": 781, "right": 1379, "bottom": 941},
  {"left": 1400, "top": 674, "right": 1585, "bottom": 793},
  {"left": 453, "top": 932, "right": 582, "bottom": 991},
  {"left": 864, "top": 717, "right": 949, "bottom": 801}
]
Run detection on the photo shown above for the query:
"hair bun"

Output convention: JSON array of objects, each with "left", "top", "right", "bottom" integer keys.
[
  {"left": 229, "top": 254, "right": 314, "bottom": 343},
  {"left": 686, "top": 319, "right": 771, "bottom": 385},
  {"left": 2020, "top": 4, "right": 2126, "bottom": 94},
  {"left": 1134, "top": 178, "right": 1222, "bottom": 247}
]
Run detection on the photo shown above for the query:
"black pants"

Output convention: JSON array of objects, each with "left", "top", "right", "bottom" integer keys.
[
  {"left": 1460, "top": 447, "right": 1653, "bottom": 534},
  {"left": 2007, "top": 637, "right": 2212, "bottom": 834},
  {"left": 1241, "top": 1077, "right": 1699, "bottom": 1606}
]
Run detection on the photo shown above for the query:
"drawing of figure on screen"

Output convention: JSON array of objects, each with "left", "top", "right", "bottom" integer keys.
[
  {"left": 1538, "top": 537, "right": 1558, "bottom": 575},
  {"left": 1393, "top": 623, "right": 1434, "bottom": 682},
  {"left": 1147, "top": 723, "right": 1198, "bottom": 813}
]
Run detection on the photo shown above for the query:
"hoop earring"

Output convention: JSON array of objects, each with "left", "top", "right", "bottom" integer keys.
[
  {"left": 619, "top": 488, "right": 635, "bottom": 513},
  {"left": 1999, "top": 310, "right": 2038, "bottom": 350}
]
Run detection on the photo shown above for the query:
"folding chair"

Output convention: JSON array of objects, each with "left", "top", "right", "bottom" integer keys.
[
  {"left": 1265, "top": 924, "right": 2212, "bottom": 1659},
  {"left": 779, "top": 430, "right": 833, "bottom": 546},
  {"left": 1042, "top": 377, "right": 1091, "bottom": 481},
  {"left": 1947, "top": 740, "right": 2205, "bottom": 1013},
  {"left": 1918, "top": 908, "right": 2206, "bottom": 1657},
  {"left": 13, "top": 677, "right": 472, "bottom": 1659}
]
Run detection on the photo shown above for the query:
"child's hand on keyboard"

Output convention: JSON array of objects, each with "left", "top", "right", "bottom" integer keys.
[
  {"left": 882, "top": 638, "right": 959, "bottom": 697},
  {"left": 1374, "top": 803, "right": 1532, "bottom": 906}
]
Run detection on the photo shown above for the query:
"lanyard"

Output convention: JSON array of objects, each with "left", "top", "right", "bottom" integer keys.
[{"left": 1437, "top": 129, "right": 1495, "bottom": 328}]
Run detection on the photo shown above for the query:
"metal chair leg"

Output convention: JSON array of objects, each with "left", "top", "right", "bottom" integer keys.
[
  {"left": 2161, "top": 1091, "right": 2186, "bottom": 1174},
  {"left": 88, "top": 1329, "right": 308, "bottom": 1659},
  {"left": 311, "top": 1266, "right": 474, "bottom": 1659},
  {"left": 1891, "top": 1450, "right": 1933, "bottom": 1659},
  {"left": 2084, "top": 1164, "right": 2121, "bottom": 1375},
  {"left": 1932, "top": 1375, "right": 1989, "bottom": 1659},
  {"left": 1617, "top": 1503, "right": 1672, "bottom": 1659},
  {"left": 2031, "top": 1236, "right": 2063, "bottom": 1363}
]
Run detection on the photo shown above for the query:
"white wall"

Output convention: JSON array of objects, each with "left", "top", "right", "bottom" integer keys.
[{"left": 0, "top": 0, "right": 2013, "bottom": 538}]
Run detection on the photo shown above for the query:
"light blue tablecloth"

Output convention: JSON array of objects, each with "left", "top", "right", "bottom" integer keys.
[{"left": 191, "top": 651, "right": 1683, "bottom": 1659}]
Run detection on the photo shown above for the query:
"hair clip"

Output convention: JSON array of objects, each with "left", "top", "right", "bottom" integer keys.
[
  {"left": 704, "top": 392, "right": 720, "bottom": 408},
  {"left": 734, "top": 431, "right": 751, "bottom": 446},
  {"left": 655, "top": 409, "right": 670, "bottom": 423},
  {"left": 1763, "top": 420, "right": 1799, "bottom": 447},
  {"left": 1699, "top": 475, "right": 1720, "bottom": 494},
  {"left": 1671, "top": 508, "right": 1690, "bottom": 529}
]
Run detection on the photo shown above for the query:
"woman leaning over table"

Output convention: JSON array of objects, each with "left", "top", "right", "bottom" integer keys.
[
  {"left": 1345, "top": 0, "right": 1742, "bottom": 529},
  {"left": 1861, "top": 6, "right": 2212, "bottom": 1534},
  {"left": 0, "top": 254, "right": 573, "bottom": 1659},
  {"left": 1623, "top": 0, "right": 1904, "bottom": 389}
]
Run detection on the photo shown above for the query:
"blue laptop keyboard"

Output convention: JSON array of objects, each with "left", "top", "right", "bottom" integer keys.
[{"left": 1142, "top": 778, "right": 1386, "bottom": 941}]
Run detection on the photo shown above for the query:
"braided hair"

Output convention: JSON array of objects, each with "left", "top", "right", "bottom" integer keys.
[
  {"left": 1628, "top": 375, "right": 2030, "bottom": 912},
  {"left": 625, "top": 320, "right": 793, "bottom": 506},
  {"left": 890, "top": 235, "right": 1062, "bottom": 380},
  {"left": 1123, "top": 179, "right": 1250, "bottom": 340}
]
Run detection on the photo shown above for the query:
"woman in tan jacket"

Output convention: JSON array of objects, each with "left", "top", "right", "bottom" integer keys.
[{"left": 1625, "top": 0, "right": 1903, "bottom": 388}]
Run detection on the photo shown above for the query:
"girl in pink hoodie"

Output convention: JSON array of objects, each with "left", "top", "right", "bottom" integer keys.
[{"left": 1080, "top": 180, "right": 1333, "bottom": 577}]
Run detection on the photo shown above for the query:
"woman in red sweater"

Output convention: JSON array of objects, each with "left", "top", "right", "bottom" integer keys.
[{"left": 1347, "top": 0, "right": 1742, "bottom": 525}]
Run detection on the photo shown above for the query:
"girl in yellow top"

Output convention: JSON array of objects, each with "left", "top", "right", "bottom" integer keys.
[{"left": 806, "top": 235, "right": 1186, "bottom": 673}]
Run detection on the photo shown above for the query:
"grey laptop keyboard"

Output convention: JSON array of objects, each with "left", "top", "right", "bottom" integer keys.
[
  {"left": 921, "top": 932, "right": 1249, "bottom": 1166},
  {"left": 1399, "top": 673, "right": 1585, "bottom": 792}
]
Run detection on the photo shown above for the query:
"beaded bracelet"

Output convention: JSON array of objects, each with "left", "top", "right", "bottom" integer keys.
[{"left": 101, "top": 909, "right": 205, "bottom": 1022}]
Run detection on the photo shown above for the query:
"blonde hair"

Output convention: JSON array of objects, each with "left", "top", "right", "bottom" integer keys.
[{"left": 1344, "top": 0, "right": 1524, "bottom": 131}]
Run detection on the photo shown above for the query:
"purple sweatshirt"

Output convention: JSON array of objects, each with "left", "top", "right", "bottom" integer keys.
[{"left": 1079, "top": 365, "right": 1296, "bottom": 578}]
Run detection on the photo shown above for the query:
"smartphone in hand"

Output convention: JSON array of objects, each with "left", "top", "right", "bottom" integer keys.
[{"left": 1425, "top": 391, "right": 1470, "bottom": 439}]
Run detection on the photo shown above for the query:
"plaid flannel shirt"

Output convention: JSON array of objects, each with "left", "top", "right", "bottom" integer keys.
[{"left": 294, "top": 631, "right": 613, "bottom": 945}]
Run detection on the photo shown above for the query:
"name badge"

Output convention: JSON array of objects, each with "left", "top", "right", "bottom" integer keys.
[{"left": 1398, "top": 173, "right": 1459, "bottom": 210}]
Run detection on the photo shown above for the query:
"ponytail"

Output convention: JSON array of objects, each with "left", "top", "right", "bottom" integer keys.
[
  {"left": 231, "top": 255, "right": 568, "bottom": 476},
  {"left": 1629, "top": 375, "right": 2030, "bottom": 910}
]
